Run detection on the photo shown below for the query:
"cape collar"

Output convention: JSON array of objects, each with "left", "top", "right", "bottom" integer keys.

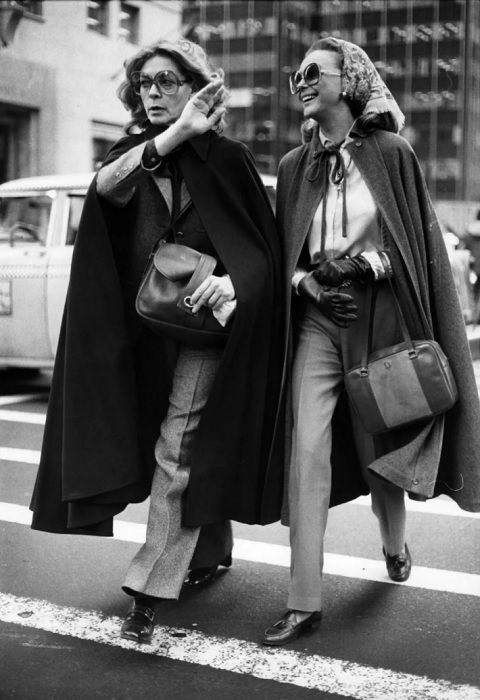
[{"left": 308, "top": 119, "right": 366, "bottom": 158}]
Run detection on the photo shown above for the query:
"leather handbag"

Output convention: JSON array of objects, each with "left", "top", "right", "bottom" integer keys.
[
  {"left": 135, "top": 240, "right": 230, "bottom": 347},
  {"left": 344, "top": 278, "right": 457, "bottom": 434}
]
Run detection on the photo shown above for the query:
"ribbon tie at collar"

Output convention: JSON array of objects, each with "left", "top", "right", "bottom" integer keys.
[{"left": 306, "top": 142, "right": 349, "bottom": 248}]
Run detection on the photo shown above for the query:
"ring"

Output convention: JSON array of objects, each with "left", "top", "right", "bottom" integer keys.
[{"left": 184, "top": 296, "right": 194, "bottom": 308}]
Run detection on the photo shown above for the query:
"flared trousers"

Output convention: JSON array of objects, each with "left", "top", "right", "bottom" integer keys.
[
  {"left": 123, "top": 345, "right": 233, "bottom": 600},
  {"left": 288, "top": 281, "right": 407, "bottom": 612}
]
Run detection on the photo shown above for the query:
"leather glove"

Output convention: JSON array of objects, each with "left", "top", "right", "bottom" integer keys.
[
  {"left": 297, "top": 272, "right": 358, "bottom": 328},
  {"left": 313, "top": 255, "right": 373, "bottom": 287}
]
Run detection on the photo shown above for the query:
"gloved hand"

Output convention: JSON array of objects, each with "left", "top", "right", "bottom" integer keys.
[
  {"left": 313, "top": 255, "right": 373, "bottom": 287},
  {"left": 297, "top": 272, "right": 358, "bottom": 328}
]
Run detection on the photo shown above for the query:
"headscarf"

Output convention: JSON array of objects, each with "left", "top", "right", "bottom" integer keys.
[
  {"left": 332, "top": 37, "right": 405, "bottom": 130},
  {"left": 302, "top": 36, "right": 405, "bottom": 141}
]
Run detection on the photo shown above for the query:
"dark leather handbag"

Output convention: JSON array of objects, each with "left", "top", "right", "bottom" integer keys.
[
  {"left": 135, "top": 240, "right": 230, "bottom": 347},
  {"left": 344, "top": 279, "right": 457, "bottom": 434}
]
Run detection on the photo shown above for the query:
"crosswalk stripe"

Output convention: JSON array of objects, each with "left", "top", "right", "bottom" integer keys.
[
  {"left": 0, "top": 447, "right": 40, "bottom": 464},
  {"left": 1, "top": 442, "right": 479, "bottom": 522},
  {"left": 354, "top": 495, "right": 480, "bottom": 519},
  {"left": 0, "top": 409, "right": 45, "bottom": 425},
  {"left": 1, "top": 430, "right": 478, "bottom": 530},
  {"left": 0, "top": 592, "right": 478, "bottom": 700},
  {"left": 0, "top": 394, "right": 43, "bottom": 407},
  {"left": 2, "top": 502, "right": 479, "bottom": 597}
]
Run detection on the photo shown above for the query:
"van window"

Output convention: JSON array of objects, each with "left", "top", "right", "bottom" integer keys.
[
  {"left": 0, "top": 195, "right": 52, "bottom": 246},
  {"left": 66, "top": 195, "right": 86, "bottom": 245}
]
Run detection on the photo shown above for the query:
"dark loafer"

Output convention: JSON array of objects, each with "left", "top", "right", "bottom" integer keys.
[
  {"left": 120, "top": 600, "right": 156, "bottom": 644},
  {"left": 184, "top": 554, "right": 232, "bottom": 588},
  {"left": 262, "top": 609, "right": 322, "bottom": 646},
  {"left": 383, "top": 543, "right": 412, "bottom": 582}
]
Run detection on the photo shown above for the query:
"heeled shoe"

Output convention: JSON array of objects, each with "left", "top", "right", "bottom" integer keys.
[
  {"left": 383, "top": 543, "right": 412, "bottom": 582},
  {"left": 120, "top": 598, "right": 156, "bottom": 644},
  {"left": 183, "top": 554, "right": 232, "bottom": 588},
  {"left": 262, "top": 609, "right": 322, "bottom": 646}
]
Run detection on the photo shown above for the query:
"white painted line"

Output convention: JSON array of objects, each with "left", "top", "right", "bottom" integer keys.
[
  {"left": 0, "top": 410, "right": 45, "bottom": 425},
  {"left": 3, "top": 503, "right": 479, "bottom": 598},
  {"left": 0, "top": 592, "right": 478, "bottom": 700},
  {"left": 0, "top": 394, "right": 42, "bottom": 407},
  {"left": 352, "top": 495, "right": 480, "bottom": 519},
  {"left": 233, "top": 539, "right": 480, "bottom": 598},
  {"left": 0, "top": 447, "right": 40, "bottom": 464},
  {"left": 2, "top": 435, "right": 479, "bottom": 523},
  {"left": 0, "top": 502, "right": 32, "bottom": 526}
]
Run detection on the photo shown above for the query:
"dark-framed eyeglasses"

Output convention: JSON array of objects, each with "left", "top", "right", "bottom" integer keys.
[
  {"left": 131, "top": 70, "right": 190, "bottom": 96},
  {"left": 289, "top": 62, "right": 341, "bottom": 95}
]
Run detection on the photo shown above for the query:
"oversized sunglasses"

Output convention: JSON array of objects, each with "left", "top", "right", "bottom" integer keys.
[
  {"left": 131, "top": 70, "right": 190, "bottom": 96},
  {"left": 289, "top": 62, "right": 341, "bottom": 95}
]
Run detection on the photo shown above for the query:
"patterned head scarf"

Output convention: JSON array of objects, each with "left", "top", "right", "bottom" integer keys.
[{"left": 313, "top": 36, "right": 405, "bottom": 131}]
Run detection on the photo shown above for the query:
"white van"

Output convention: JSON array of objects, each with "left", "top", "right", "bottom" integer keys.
[{"left": 0, "top": 171, "right": 277, "bottom": 369}]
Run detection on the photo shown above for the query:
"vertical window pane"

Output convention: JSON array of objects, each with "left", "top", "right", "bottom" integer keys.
[
  {"left": 119, "top": 2, "right": 139, "bottom": 43},
  {"left": 87, "top": 0, "right": 109, "bottom": 36}
]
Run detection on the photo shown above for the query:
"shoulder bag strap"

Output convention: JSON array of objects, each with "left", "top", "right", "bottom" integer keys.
[{"left": 361, "top": 275, "right": 417, "bottom": 371}]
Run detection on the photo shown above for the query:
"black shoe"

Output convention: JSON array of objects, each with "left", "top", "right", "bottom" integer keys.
[
  {"left": 120, "top": 598, "right": 156, "bottom": 644},
  {"left": 183, "top": 554, "right": 232, "bottom": 588},
  {"left": 383, "top": 543, "right": 412, "bottom": 582},
  {"left": 262, "top": 610, "right": 322, "bottom": 646}
]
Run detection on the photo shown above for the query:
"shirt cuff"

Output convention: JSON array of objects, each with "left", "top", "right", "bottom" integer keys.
[
  {"left": 213, "top": 300, "right": 237, "bottom": 326},
  {"left": 292, "top": 270, "right": 307, "bottom": 293},
  {"left": 141, "top": 140, "right": 164, "bottom": 171},
  {"left": 360, "top": 251, "right": 392, "bottom": 280}
]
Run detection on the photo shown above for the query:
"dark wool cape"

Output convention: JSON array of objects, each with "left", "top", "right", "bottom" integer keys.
[
  {"left": 278, "top": 125, "right": 480, "bottom": 514},
  {"left": 30, "top": 130, "right": 286, "bottom": 535}
]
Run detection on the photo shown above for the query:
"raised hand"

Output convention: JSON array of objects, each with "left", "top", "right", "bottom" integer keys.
[{"left": 177, "top": 78, "right": 227, "bottom": 137}]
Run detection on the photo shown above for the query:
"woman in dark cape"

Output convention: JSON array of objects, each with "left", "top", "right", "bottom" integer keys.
[{"left": 30, "top": 39, "right": 285, "bottom": 644}]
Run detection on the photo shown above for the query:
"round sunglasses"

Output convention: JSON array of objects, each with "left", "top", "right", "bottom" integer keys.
[
  {"left": 289, "top": 62, "right": 341, "bottom": 95},
  {"left": 131, "top": 70, "right": 190, "bottom": 96}
]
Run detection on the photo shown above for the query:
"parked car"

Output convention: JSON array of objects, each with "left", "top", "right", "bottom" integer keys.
[{"left": 0, "top": 171, "right": 277, "bottom": 369}]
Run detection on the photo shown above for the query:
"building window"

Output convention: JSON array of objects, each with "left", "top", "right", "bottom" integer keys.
[
  {"left": 91, "top": 120, "right": 124, "bottom": 170},
  {"left": 15, "top": 1, "right": 43, "bottom": 16},
  {"left": 87, "top": 0, "right": 109, "bottom": 36},
  {"left": 118, "top": 2, "right": 139, "bottom": 43}
]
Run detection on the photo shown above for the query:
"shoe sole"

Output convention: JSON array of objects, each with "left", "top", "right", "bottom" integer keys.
[{"left": 120, "top": 631, "right": 153, "bottom": 644}]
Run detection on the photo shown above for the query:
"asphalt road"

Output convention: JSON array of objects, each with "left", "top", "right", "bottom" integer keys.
[{"left": 0, "top": 368, "right": 479, "bottom": 700}]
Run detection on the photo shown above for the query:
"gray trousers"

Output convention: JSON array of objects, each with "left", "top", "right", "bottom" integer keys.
[
  {"left": 123, "top": 345, "right": 233, "bottom": 600},
  {"left": 288, "top": 282, "right": 407, "bottom": 612}
]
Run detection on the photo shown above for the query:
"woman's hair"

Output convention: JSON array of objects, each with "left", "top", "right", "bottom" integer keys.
[
  {"left": 117, "top": 40, "right": 226, "bottom": 133},
  {"left": 304, "top": 37, "right": 398, "bottom": 135}
]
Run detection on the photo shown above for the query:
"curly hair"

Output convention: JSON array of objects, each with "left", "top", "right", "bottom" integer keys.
[{"left": 117, "top": 40, "right": 227, "bottom": 134}]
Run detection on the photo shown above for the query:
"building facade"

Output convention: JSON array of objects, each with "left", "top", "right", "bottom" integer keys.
[
  {"left": 183, "top": 0, "right": 480, "bottom": 222},
  {"left": 0, "top": 0, "right": 181, "bottom": 183}
]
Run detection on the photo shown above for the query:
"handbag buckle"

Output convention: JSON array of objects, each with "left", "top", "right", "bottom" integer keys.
[{"left": 360, "top": 367, "right": 368, "bottom": 377}]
